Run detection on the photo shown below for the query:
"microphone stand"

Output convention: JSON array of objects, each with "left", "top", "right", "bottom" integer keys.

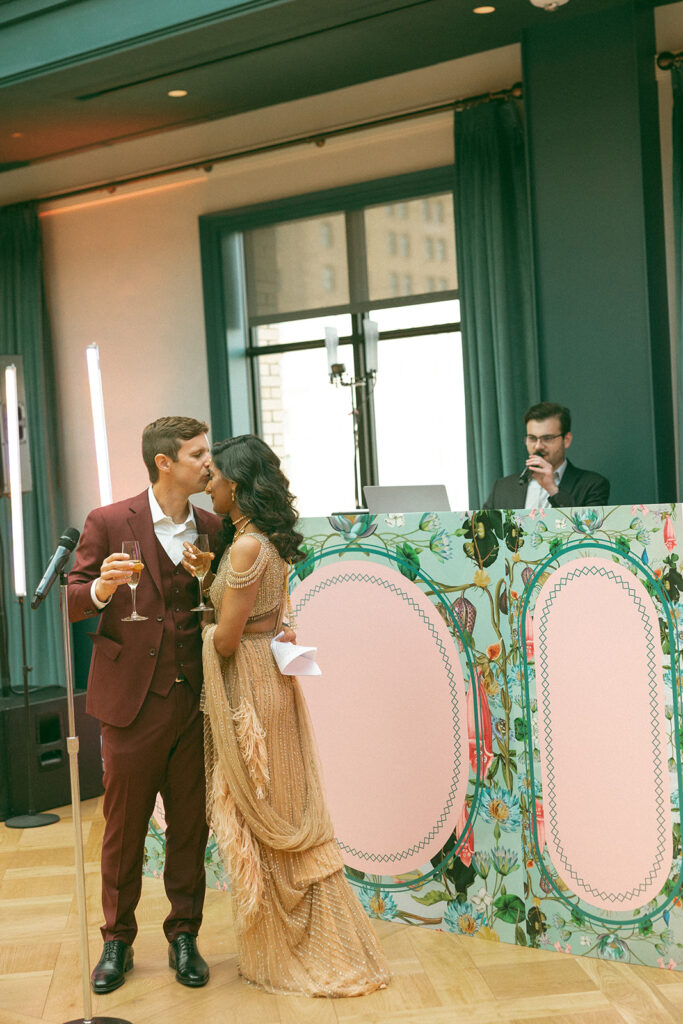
[
  {"left": 58, "top": 571, "right": 131, "bottom": 1024},
  {"left": 5, "top": 595, "right": 60, "bottom": 828}
]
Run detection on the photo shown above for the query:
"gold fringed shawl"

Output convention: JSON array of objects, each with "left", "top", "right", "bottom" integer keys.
[{"left": 202, "top": 619, "right": 342, "bottom": 929}]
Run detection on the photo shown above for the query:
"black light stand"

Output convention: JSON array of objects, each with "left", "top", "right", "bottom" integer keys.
[
  {"left": 58, "top": 571, "right": 131, "bottom": 1024},
  {"left": 5, "top": 595, "right": 59, "bottom": 828}
]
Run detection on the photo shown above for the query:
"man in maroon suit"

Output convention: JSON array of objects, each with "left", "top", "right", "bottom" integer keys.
[{"left": 68, "top": 416, "right": 223, "bottom": 994}]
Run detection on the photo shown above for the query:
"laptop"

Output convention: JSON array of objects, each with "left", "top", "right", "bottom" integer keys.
[{"left": 363, "top": 484, "right": 451, "bottom": 514}]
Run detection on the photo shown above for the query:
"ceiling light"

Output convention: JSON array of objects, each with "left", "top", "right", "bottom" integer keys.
[
  {"left": 473, "top": 5, "right": 495, "bottom": 11},
  {"left": 10, "top": 131, "right": 23, "bottom": 139},
  {"left": 168, "top": 89, "right": 188, "bottom": 98},
  {"left": 529, "top": 0, "right": 569, "bottom": 9}
]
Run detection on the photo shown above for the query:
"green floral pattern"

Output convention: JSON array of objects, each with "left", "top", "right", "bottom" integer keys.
[{"left": 143, "top": 503, "right": 683, "bottom": 970}]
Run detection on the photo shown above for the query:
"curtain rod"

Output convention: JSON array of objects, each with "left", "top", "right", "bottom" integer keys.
[
  {"left": 36, "top": 81, "right": 523, "bottom": 206},
  {"left": 657, "top": 50, "right": 683, "bottom": 70}
]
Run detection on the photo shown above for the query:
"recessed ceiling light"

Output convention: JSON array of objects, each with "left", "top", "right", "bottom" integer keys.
[
  {"left": 10, "top": 131, "right": 23, "bottom": 138},
  {"left": 473, "top": 4, "right": 495, "bottom": 11},
  {"left": 168, "top": 89, "right": 188, "bottom": 98}
]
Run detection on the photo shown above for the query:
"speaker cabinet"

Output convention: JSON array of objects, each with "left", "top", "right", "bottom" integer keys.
[{"left": 0, "top": 687, "right": 103, "bottom": 821}]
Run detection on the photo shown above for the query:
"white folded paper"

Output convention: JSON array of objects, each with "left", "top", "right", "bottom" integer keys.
[{"left": 270, "top": 631, "right": 321, "bottom": 676}]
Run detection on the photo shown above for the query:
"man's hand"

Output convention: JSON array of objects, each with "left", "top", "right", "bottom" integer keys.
[
  {"left": 94, "top": 552, "right": 139, "bottom": 603},
  {"left": 525, "top": 454, "right": 558, "bottom": 496},
  {"left": 280, "top": 625, "right": 297, "bottom": 644}
]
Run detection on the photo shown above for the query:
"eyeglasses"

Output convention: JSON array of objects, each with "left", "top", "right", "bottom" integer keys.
[{"left": 524, "top": 433, "right": 565, "bottom": 445}]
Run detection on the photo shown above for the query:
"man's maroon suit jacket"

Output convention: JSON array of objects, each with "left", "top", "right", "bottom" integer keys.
[{"left": 68, "top": 489, "right": 223, "bottom": 728}]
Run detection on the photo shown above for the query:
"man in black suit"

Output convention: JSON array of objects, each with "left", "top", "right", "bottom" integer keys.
[{"left": 484, "top": 402, "right": 610, "bottom": 510}]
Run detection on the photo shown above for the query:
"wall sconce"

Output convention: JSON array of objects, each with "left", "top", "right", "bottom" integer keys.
[
  {"left": 5, "top": 364, "right": 26, "bottom": 597},
  {"left": 86, "top": 344, "right": 113, "bottom": 506}
]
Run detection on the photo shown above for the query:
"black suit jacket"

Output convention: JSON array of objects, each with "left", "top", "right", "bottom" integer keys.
[{"left": 483, "top": 459, "right": 610, "bottom": 510}]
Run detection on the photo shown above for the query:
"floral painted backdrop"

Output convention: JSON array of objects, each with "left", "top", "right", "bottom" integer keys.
[{"left": 145, "top": 502, "right": 683, "bottom": 971}]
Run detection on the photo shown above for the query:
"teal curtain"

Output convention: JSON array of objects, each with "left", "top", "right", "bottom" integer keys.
[
  {"left": 673, "top": 66, "right": 683, "bottom": 499},
  {"left": 0, "top": 203, "right": 65, "bottom": 691},
  {"left": 453, "top": 100, "right": 540, "bottom": 507}
]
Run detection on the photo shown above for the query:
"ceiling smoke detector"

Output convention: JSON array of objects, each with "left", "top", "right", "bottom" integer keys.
[{"left": 529, "top": 0, "right": 570, "bottom": 9}]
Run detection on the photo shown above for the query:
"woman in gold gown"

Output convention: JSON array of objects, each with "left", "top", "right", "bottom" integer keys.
[{"left": 197, "top": 435, "right": 390, "bottom": 997}]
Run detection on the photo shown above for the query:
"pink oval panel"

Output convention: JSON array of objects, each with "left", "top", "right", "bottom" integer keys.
[
  {"left": 534, "top": 557, "right": 672, "bottom": 911},
  {"left": 292, "top": 559, "right": 469, "bottom": 875}
]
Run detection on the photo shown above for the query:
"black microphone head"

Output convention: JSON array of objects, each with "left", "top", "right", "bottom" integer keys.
[
  {"left": 59, "top": 527, "right": 80, "bottom": 550},
  {"left": 519, "top": 467, "right": 531, "bottom": 486}
]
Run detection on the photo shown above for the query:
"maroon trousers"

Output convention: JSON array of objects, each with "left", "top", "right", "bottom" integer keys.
[{"left": 99, "top": 680, "right": 208, "bottom": 945}]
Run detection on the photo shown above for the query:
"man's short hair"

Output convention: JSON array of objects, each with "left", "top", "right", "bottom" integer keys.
[
  {"left": 524, "top": 402, "right": 571, "bottom": 435},
  {"left": 142, "top": 416, "right": 209, "bottom": 482}
]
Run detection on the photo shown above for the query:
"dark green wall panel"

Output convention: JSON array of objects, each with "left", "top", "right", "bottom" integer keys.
[{"left": 523, "top": 2, "right": 674, "bottom": 504}]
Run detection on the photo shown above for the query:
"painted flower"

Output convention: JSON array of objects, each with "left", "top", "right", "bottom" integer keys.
[
  {"left": 491, "top": 847, "right": 519, "bottom": 875},
  {"left": 472, "top": 851, "right": 492, "bottom": 878},
  {"left": 429, "top": 529, "right": 453, "bottom": 562},
  {"left": 664, "top": 515, "right": 676, "bottom": 552},
  {"left": 493, "top": 717, "right": 507, "bottom": 741},
  {"left": 473, "top": 568, "right": 490, "bottom": 587},
  {"left": 419, "top": 511, "right": 440, "bottom": 531},
  {"left": 481, "top": 784, "right": 521, "bottom": 832},
  {"left": 443, "top": 899, "right": 484, "bottom": 936},
  {"left": 470, "top": 886, "right": 493, "bottom": 912},
  {"left": 327, "top": 513, "right": 377, "bottom": 540},
  {"left": 358, "top": 887, "right": 397, "bottom": 920},
  {"left": 454, "top": 800, "right": 475, "bottom": 867},
  {"left": 486, "top": 642, "right": 501, "bottom": 661},
  {"left": 580, "top": 934, "right": 592, "bottom": 947},
  {"left": 453, "top": 595, "right": 476, "bottom": 651},
  {"left": 535, "top": 797, "right": 546, "bottom": 854},
  {"left": 657, "top": 957, "right": 677, "bottom": 970},
  {"left": 525, "top": 610, "right": 534, "bottom": 661},
  {"left": 385, "top": 512, "right": 405, "bottom": 528},
  {"left": 596, "top": 934, "right": 629, "bottom": 961},
  {"left": 570, "top": 508, "right": 603, "bottom": 534},
  {"left": 468, "top": 670, "right": 494, "bottom": 780},
  {"left": 529, "top": 530, "right": 545, "bottom": 549}
]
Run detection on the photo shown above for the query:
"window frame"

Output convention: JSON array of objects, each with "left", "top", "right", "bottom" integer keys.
[{"left": 199, "top": 165, "right": 457, "bottom": 444}]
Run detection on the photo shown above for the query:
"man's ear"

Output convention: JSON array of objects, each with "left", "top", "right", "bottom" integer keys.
[
  {"left": 155, "top": 452, "right": 171, "bottom": 475},
  {"left": 563, "top": 431, "right": 573, "bottom": 451}
]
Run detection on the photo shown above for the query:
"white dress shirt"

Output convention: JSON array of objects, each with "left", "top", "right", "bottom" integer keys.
[
  {"left": 90, "top": 487, "right": 198, "bottom": 608},
  {"left": 525, "top": 460, "right": 567, "bottom": 510}
]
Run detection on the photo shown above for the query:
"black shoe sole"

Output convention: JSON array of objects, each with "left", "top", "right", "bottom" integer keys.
[{"left": 173, "top": 971, "right": 210, "bottom": 988}]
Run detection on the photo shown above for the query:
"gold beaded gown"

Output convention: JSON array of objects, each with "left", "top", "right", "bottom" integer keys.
[{"left": 201, "top": 533, "right": 390, "bottom": 997}]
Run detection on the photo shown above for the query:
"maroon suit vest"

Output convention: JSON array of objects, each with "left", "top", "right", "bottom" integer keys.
[{"left": 148, "top": 539, "right": 203, "bottom": 698}]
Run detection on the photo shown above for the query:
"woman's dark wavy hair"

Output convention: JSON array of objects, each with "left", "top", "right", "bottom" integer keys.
[{"left": 212, "top": 435, "right": 304, "bottom": 562}]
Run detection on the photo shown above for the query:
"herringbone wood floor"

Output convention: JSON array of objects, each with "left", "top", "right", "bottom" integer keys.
[{"left": 1, "top": 798, "right": 683, "bottom": 1024}]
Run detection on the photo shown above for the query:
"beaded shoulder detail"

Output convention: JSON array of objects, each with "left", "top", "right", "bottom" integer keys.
[{"left": 210, "top": 532, "right": 287, "bottom": 623}]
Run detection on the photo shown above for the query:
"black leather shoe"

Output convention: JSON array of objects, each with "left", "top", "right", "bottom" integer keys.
[
  {"left": 168, "top": 933, "right": 209, "bottom": 987},
  {"left": 91, "top": 939, "right": 133, "bottom": 994}
]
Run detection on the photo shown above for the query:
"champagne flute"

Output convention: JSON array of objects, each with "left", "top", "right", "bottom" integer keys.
[
  {"left": 121, "top": 539, "right": 147, "bottom": 621},
  {"left": 190, "top": 534, "right": 211, "bottom": 612}
]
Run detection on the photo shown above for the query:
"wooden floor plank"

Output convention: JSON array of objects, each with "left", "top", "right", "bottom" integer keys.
[{"left": 1, "top": 799, "right": 681, "bottom": 1024}]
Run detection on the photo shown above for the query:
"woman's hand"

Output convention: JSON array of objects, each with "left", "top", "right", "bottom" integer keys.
[
  {"left": 182, "top": 540, "right": 214, "bottom": 578},
  {"left": 280, "top": 624, "right": 297, "bottom": 644}
]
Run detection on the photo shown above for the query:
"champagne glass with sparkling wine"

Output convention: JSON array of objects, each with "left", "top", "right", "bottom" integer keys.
[
  {"left": 121, "top": 539, "right": 147, "bottom": 621},
  {"left": 191, "top": 534, "right": 211, "bottom": 612}
]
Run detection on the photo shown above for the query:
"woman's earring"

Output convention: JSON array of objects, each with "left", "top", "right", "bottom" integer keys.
[{"left": 231, "top": 488, "right": 236, "bottom": 502}]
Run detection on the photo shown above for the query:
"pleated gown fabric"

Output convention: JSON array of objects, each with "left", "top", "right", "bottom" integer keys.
[{"left": 202, "top": 534, "right": 390, "bottom": 997}]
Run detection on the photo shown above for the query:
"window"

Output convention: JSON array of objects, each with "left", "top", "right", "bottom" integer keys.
[
  {"left": 424, "top": 237, "right": 434, "bottom": 261},
  {"left": 204, "top": 175, "right": 465, "bottom": 514},
  {"left": 436, "top": 238, "right": 447, "bottom": 262}
]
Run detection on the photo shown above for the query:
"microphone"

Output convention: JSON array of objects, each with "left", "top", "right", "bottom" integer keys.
[
  {"left": 31, "top": 527, "right": 80, "bottom": 609},
  {"left": 519, "top": 466, "right": 531, "bottom": 486}
]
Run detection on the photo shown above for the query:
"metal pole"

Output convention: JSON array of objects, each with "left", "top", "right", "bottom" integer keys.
[{"left": 58, "top": 573, "right": 131, "bottom": 1024}]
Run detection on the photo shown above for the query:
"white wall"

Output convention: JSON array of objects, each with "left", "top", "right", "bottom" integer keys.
[{"left": 36, "top": 45, "right": 521, "bottom": 527}]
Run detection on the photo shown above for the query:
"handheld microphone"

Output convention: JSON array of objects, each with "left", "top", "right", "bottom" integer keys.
[
  {"left": 31, "top": 527, "right": 80, "bottom": 609},
  {"left": 519, "top": 466, "right": 531, "bottom": 486}
]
